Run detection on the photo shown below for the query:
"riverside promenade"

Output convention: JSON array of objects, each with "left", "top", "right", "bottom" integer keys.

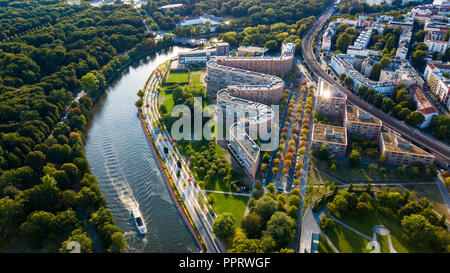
[
  {"left": 138, "top": 111, "right": 204, "bottom": 252},
  {"left": 139, "top": 59, "right": 223, "bottom": 253}
]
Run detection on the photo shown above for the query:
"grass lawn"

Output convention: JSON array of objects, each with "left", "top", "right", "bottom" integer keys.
[
  {"left": 377, "top": 233, "right": 390, "bottom": 253},
  {"left": 311, "top": 158, "right": 433, "bottom": 184},
  {"left": 158, "top": 87, "right": 174, "bottom": 113},
  {"left": 318, "top": 234, "right": 335, "bottom": 253},
  {"left": 208, "top": 193, "right": 249, "bottom": 228},
  {"left": 166, "top": 70, "right": 189, "bottom": 84},
  {"left": 308, "top": 164, "right": 343, "bottom": 186},
  {"left": 215, "top": 144, "right": 227, "bottom": 157},
  {"left": 404, "top": 184, "right": 450, "bottom": 219},
  {"left": 335, "top": 205, "right": 433, "bottom": 253},
  {"left": 323, "top": 223, "right": 371, "bottom": 253},
  {"left": 190, "top": 71, "right": 201, "bottom": 85}
]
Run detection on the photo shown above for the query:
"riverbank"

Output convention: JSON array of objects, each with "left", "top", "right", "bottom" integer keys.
[
  {"left": 139, "top": 59, "right": 223, "bottom": 253},
  {"left": 85, "top": 46, "right": 200, "bottom": 252}
]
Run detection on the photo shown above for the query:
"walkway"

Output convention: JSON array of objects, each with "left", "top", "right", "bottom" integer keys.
[
  {"left": 140, "top": 61, "right": 222, "bottom": 253},
  {"left": 204, "top": 190, "right": 250, "bottom": 197},
  {"left": 293, "top": 61, "right": 316, "bottom": 252},
  {"left": 298, "top": 202, "right": 321, "bottom": 253},
  {"left": 373, "top": 225, "right": 397, "bottom": 253},
  {"left": 436, "top": 176, "right": 450, "bottom": 215},
  {"left": 139, "top": 112, "right": 204, "bottom": 252}
]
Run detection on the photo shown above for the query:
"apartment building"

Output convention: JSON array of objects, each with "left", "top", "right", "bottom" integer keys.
[
  {"left": 215, "top": 44, "right": 294, "bottom": 77},
  {"left": 206, "top": 60, "right": 285, "bottom": 104},
  {"left": 331, "top": 54, "right": 395, "bottom": 95},
  {"left": 424, "top": 30, "right": 450, "bottom": 54},
  {"left": 345, "top": 105, "right": 382, "bottom": 139},
  {"left": 237, "top": 46, "right": 268, "bottom": 56},
  {"left": 396, "top": 29, "right": 413, "bottom": 60},
  {"left": 354, "top": 29, "right": 373, "bottom": 49},
  {"left": 316, "top": 78, "right": 347, "bottom": 118},
  {"left": 217, "top": 90, "right": 274, "bottom": 179},
  {"left": 409, "top": 84, "right": 439, "bottom": 128},
  {"left": 347, "top": 46, "right": 382, "bottom": 57},
  {"left": 380, "top": 132, "right": 435, "bottom": 167},
  {"left": 207, "top": 43, "right": 294, "bottom": 179},
  {"left": 215, "top": 42, "right": 230, "bottom": 56},
  {"left": 178, "top": 49, "right": 215, "bottom": 65},
  {"left": 311, "top": 124, "right": 348, "bottom": 157},
  {"left": 424, "top": 61, "right": 450, "bottom": 110},
  {"left": 322, "top": 27, "right": 334, "bottom": 51}
]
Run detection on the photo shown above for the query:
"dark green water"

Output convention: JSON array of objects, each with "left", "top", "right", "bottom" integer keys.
[{"left": 85, "top": 46, "right": 199, "bottom": 252}]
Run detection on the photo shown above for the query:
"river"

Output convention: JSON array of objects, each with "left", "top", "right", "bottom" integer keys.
[{"left": 85, "top": 46, "right": 199, "bottom": 253}]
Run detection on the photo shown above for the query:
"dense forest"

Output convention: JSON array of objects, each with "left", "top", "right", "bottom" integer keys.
[
  {"left": 216, "top": 16, "right": 317, "bottom": 55},
  {"left": 143, "top": 0, "right": 332, "bottom": 30},
  {"left": 0, "top": 0, "right": 174, "bottom": 252}
]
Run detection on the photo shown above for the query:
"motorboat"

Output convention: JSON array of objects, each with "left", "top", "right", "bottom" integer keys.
[{"left": 131, "top": 207, "right": 147, "bottom": 234}]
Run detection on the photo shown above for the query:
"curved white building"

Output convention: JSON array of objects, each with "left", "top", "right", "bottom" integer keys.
[
  {"left": 209, "top": 43, "right": 295, "bottom": 179},
  {"left": 206, "top": 60, "right": 285, "bottom": 104},
  {"left": 216, "top": 90, "right": 275, "bottom": 178}
]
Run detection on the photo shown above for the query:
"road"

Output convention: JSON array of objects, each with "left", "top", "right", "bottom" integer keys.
[
  {"left": 301, "top": 4, "right": 450, "bottom": 167},
  {"left": 140, "top": 61, "right": 223, "bottom": 253},
  {"left": 290, "top": 58, "right": 318, "bottom": 252}
]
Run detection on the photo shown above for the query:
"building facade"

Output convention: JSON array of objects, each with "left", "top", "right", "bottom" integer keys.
[
  {"left": 208, "top": 43, "right": 295, "bottom": 179},
  {"left": 331, "top": 54, "right": 395, "bottom": 95},
  {"left": 380, "top": 132, "right": 435, "bottom": 167},
  {"left": 316, "top": 78, "right": 347, "bottom": 118},
  {"left": 345, "top": 105, "right": 382, "bottom": 139},
  {"left": 311, "top": 124, "right": 347, "bottom": 157},
  {"left": 409, "top": 84, "right": 439, "bottom": 128},
  {"left": 424, "top": 61, "right": 450, "bottom": 110}
]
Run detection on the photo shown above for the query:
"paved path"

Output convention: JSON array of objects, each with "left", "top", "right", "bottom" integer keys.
[
  {"left": 436, "top": 176, "right": 450, "bottom": 215},
  {"left": 139, "top": 111, "right": 205, "bottom": 252},
  {"left": 292, "top": 61, "right": 316, "bottom": 252},
  {"left": 319, "top": 230, "right": 340, "bottom": 253},
  {"left": 328, "top": 215, "right": 372, "bottom": 241},
  {"left": 140, "top": 61, "right": 222, "bottom": 253},
  {"left": 203, "top": 190, "right": 250, "bottom": 197},
  {"left": 298, "top": 203, "right": 321, "bottom": 253},
  {"left": 373, "top": 225, "right": 397, "bottom": 253}
]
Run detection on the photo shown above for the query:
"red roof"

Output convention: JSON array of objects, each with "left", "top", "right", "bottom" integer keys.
[{"left": 417, "top": 106, "right": 438, "bottom": 115}]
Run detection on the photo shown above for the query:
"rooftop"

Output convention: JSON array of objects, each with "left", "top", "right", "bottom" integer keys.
[
  {"left": 230, "top": 123, "right": 260, "bottom": 161},
  {"left": 237, "top": 45, "right": 269, "bottom": 55},
  {"left": 312, "top": 123, "right": 347, "bottom": 145},
  {"left": 409, "top": 84, "right": 438, "bottom": 116},
  {"left": 159, "top": 4, "right": 183, "bottom": 10},
  {"left": 346, "top": 105, "right": 382, "bottom": 125},
  {"left": 318, "top": 77, "right": 347, "bottom": 100},
  {"left": 177, "top": 14, "right": 225, "bottom": 27},
  {"left": 381, "top": 132, "right": 431, "bottom": 156}
]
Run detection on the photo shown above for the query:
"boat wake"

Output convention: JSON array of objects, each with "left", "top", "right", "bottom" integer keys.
[{"left": 102, "top": 140, "right": 140, "bottom": 213}]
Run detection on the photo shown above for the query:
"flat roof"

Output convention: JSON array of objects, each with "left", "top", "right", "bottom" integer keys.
[
  {"left": 346, "top": 105, "right": 382, "bottom": 125},
  {"left": 159, "top": 4, "right": 183, "bottom": 9},
  {"left": 381, "top": 132, "right": 432, "bottom": 156},
  {"left": 230, "top": 123, "right": 259, "bottom": 161},
  {"left": 318, "top": 77, "right": 347, "bottom": 99},
  {"left": 312, "top": 123, "right": 347, "bottom": 145},
  {"left": 237, "top": 45, "right": 268, "bottom": 54}
]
